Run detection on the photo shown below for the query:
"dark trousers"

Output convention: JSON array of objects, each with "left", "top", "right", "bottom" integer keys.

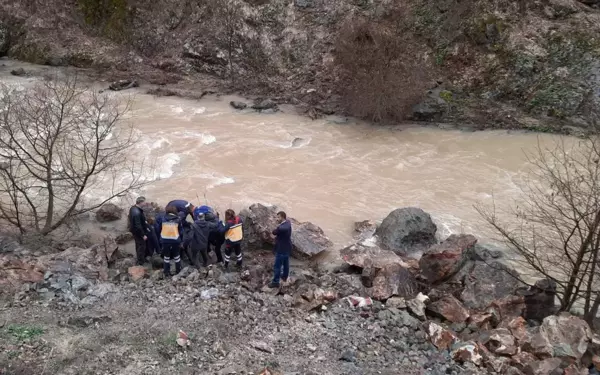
[
  {"left": 272, "top": 253, "right": 290, "bottom": 284},
  {"left": 224, "top": 243, "right": 242, "bottom": 266},
  {"left": 162, "top": 243, "right": 181, "bottom": 275},
  {"left": 146, "top": 230, "right": 160, "bottom": 257},
  {"left": 208, "top": 232, "right": 224, "bottom": 263},
  {"left": 193, "top": 246, "right": 209, "bottom": 267},
  {"left": 134, "top": 235, "right": 147, "bottom": 265}
]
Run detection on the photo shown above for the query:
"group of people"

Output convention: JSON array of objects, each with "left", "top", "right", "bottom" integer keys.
[{"left": 127, "top": 197, "right": 292, "bottom": 288}]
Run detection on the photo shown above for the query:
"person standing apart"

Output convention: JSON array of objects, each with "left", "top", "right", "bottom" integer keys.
[
  {"left": 128, "top": 196, "right": 149, "bottom": 266},
  {"left": 159, "top": 205, "right": 184, "bottom": 277},
  {"left": 269, "top": 211, "right": 292, "bottom": 288},
  {"left": 221, "top": 209, "right": 243, "bottom": 270}
]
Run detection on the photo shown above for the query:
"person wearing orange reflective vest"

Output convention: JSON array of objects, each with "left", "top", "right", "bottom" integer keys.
[
  {"left": 220, "top": 209, "right": 243, "bottom": 270},
  {"left": 158, "top": 205, "right": 184, "bottom": 277}
]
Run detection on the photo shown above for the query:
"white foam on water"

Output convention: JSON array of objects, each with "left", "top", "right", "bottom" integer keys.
[
  {"left": 154, "top": 153, "right": 181, "bottom": 179},
  {"left": 194, "top": 107, "right": 206, "bottom": 114},
  {"left": 198, "top": 172, "right": 235, "bottom": 189},
  {"left": 172, "top": 131, "right": 216, "bottom": 145},
  {"left": 171, "top": 106, "right": 184, "bottom": 114},
  {"left": 150, "top": 137, "right": 171, "bottom": 149}
]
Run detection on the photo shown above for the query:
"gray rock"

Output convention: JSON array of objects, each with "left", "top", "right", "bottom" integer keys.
[
  {"left": 295, "top": 0, "right": 313, "bottom": 7},
  {"left": 10, "top": 68, "right": 27, "bottom": 77},
  {"left": 250, "top": 340, "right": 274, "bottom": 354},
  {"left": 340, "top": 349, "right": 356, "bottom": 362},
  {"left": 70, "top": 275, "right": 90, "bottom": 292},
  {"left": 109, "top": 80, "right": 139, "bottom": 91},
  {"left": 230, "top": 101, "right": 247, "bottom": 110},
  {"left": 459, "top": 261, "right": 522, "bottom": 310},
  {"left": 0, "top": 22, "right": 7, "bottom": 56},
  {"left": 406, "top": 297, "right": 427, "bottom": 321},
  {"left": 375, "top": 207, "right": 437, "bottom": 256},
  {"left": 95, "top": 203, "right": 123, "bottom": 222},
  {"left": 251, "top": 99, "right": 278, "bottom": 111}
]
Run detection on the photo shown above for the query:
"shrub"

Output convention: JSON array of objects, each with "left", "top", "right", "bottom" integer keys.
[{"left": 334, "top": 6, "right": 432, "bottom": 122}]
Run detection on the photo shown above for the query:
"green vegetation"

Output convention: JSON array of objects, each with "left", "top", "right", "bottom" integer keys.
[{"left": 6, "top": 324, "right": 44, "bottom": 341}]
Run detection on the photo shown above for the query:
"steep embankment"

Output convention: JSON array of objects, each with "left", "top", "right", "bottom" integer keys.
[{"left": 0, "top": 0, "right": 599, "bottom": 130}]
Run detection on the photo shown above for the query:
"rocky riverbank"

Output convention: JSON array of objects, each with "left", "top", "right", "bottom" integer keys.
[{"left": 1, "top": 203, "right": 599, "bottom": 374}]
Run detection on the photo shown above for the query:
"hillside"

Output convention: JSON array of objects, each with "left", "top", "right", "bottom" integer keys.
[{"left": 0, "top": 0, "right": 599, "bottom": 131}]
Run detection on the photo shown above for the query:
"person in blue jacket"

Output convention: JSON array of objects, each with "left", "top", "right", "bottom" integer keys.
[
  {"left": 194, "top": 205, "right": 225, "bottom": 265},
  {"left": 269, "top": 211, "right": 292, "bottom": 288},
  {"left": 158, "top": 205, "right": 184, "bottom": 277}
]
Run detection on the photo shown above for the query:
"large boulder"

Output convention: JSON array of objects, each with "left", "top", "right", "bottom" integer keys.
[
  {"left": 37, "top": 236, "right": 120, "bottom": 281},
  {"left": 240, "top": 203, "right": 333, "bottom": 259},
  {"left": 539, "top": 313, "right": 592, "bottom": 363},
  {"left": 375, "top": 207, "right": 437, "bottom": 256},
  {"left": 96, "top": 203, "right": 124, "bottom": 222},
  {"left": 419, "top": 234, "right": 477, "bottom": 283},
  {"left": 459, "top": 261, "right": 522, "bottom": 311},
  {"left": 340, "top": 240, "right": 411, "bottom": 270},
  {"left": 426, "top": 295, "right": 470, "bottom": 323}
]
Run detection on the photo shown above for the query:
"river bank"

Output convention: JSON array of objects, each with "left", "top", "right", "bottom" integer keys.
[{"left": 1, "top": 203, "right": 598, "bottom": 374}]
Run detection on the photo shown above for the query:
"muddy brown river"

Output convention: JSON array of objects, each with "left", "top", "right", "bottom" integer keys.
[{"left": 0, "top": 59, "right": 569, "bottom": 252}]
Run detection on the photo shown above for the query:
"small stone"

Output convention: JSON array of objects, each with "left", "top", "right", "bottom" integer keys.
[
  {"left": 340, "top": 350, "right": 356, "bottom": 362},
  {"left": 251, "top": 341, "right": 274, "bottom": 354},
  {"left": 307, "top": 344, "right": 317, "bottom": 352},
  {"left": 128, "top": 266, "right": 147, "bottom": 281}
]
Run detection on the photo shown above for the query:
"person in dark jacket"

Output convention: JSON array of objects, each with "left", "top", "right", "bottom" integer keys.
[
  {"left": 202, "top": 208, "right": 225, "bottom": 265},
  {"left": 166, "top": 199, "right": 195, "bottom": 225},
  {"left": 220, "top": 209, "right": 243, "bottom": 270},
  {"left": 128, "top": 196, "right": 149, "bottom": 265},
  {"left": 269, "top": 211, "right": 292, "bottom": 288},
  {"left": 145, "top": 215, "right": 161, "bottom": 257},
  {"left": 158, "top": 205, "right": 184, "bottom": 277},
  {"left": 186, "top": 213, "right": 211, "bottom": 268}
]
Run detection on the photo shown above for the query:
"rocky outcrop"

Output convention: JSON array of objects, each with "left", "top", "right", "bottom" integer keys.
[
  {"left": 426, "top": 295, "right": 470, "bottom": 323},
  {"left": 375, "top": 207, "right": 437, "bottom": 256},
  {"left": 96, "top": 203, "right": 123, "bottom": 222},
  {"left": 354, "top": 220, "right": 377, "bottom": 240},
  {"left": 419, "top": 234, "right": 477, "bottom": 283},
  {"left": 340, "top": 240, "right": 410, "bottom": 270},
  {"left": 251, "top": 99, "right": 278, "bottom": 112},
  {"left": 0, "top": 256, "right": 44, "bottom": 292},
  {"left": 240, "top": 203, "right": 333, "bottom": 259},
  {"left": 37, "top": 236, "right": 120, "bottom": 281}
]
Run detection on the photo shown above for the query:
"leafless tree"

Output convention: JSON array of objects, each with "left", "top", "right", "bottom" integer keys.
[
  {"left": 477, "top": 119, "right": 600, "bottom": 323},
  {"left": 212, "top": 0, "right": 243, "bottom": 87},
  {"left": 0, "top": 74, "right": 150, "bottom": 237}
]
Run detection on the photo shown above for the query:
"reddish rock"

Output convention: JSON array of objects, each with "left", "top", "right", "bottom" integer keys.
[
  {"left": 500, "top": 317, "right": 528, "bottom": 343},
  {"left": 523, "top": 358, "right": 562, "bottom": 375},
  {"left": 469, "top": 313, "right": 493, "bottom": 330},
  {"left": 370, "top": 263, "right": 419, "bottom": 300},
  {"left": 451, "top": 341, "right": 483, "bottom": 366},
  {"left": 487, "top": 295, "right": 526, "bottom": 322},
  {"left": 521, "top": 327, "right": 553, "bottom": 359},
  {"left": 485, "top": 328, "right": 518, "bottom": 356},
  {"left": 478, "top": 342, "right": 510, "bottom": 373},
  {"left": 419, "top": 234, "right": 477, "bottom": 283},
  {"left": 563, "top": 365, "right": 588, "bottom": 375},
  {"left": 0, "top": 256, "right": 45, "bottom": 292},
  {"left": 425, "top": 321, "right": 457, "bottom": 350},
  {"left": 128, "top": 266, "right": 147, "bottom": 281},
  {"left": 511, "top": 352, "right": 537, "bottom": 372},
  {"left": 426, "top": 295, "right": 470, "bottom": 323}
]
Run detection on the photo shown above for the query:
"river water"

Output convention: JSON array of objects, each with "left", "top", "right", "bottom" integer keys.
[{"left": 0, "top": 60, "right": 568, "bottom": 251}]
